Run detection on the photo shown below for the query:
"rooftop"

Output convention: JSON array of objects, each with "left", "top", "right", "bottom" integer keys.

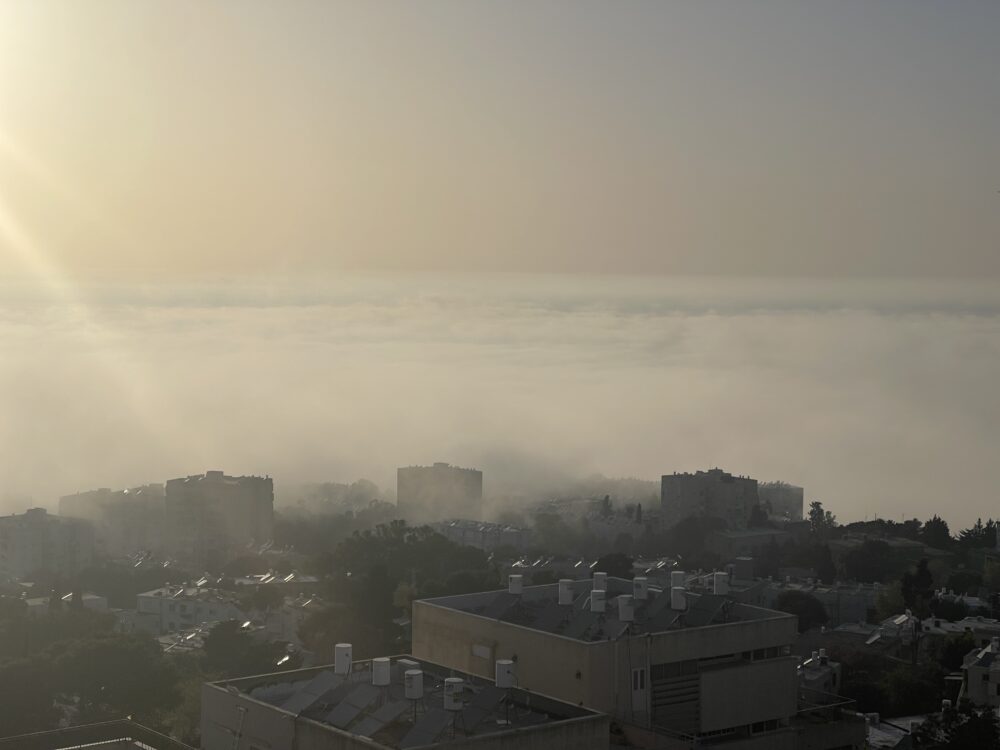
[
  {"left": 421, "top": 578, "right": 791, "bottom": 641},
  {"left": 211, "top": 655, "right": 600, "bottom": 749},
  {"left": 0, "top": 720, "right": 194, "bottom": 750}
]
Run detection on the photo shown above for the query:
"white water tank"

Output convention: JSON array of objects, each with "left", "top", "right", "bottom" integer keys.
[
  {"left": 633, "top": 577, "right": 649, "bottom": 601},
  {"left": 670, "top": 586, "right": 686, "bottom": 611},
  {"left": 334, "top": 643, "right": 353, "bottom": 675},
  {"left": 618, "top": 595, "right": 635, "bottom": 622},
  {"left": 558, "top": 579, "right": 574, "bottom": 606},
  {"left": 495, "top": 659, "right": 515, "bottom": 689},
  {"left": 713, "top": 571, "right": 729, "bottom": 596},
  {"left": 404, "top": 669, "right": 424, "bottom": 700},
  {"left": 591, "top": 589, "right": 606, "bottom": 613},
  {"left": 444, "top": 678, "right": 464, "bottom": 711},
  {"left": 593, "top": 571, "right": 607, "bottom": 591},
  {"left": 372, "top": 657, "right": 391, "bottom": 687},
  {"left": 670, "top": 570, "right": 686, "bottom": 589},
  {"left": 508, "top": 574, "right": 523, "bottom": 595}
]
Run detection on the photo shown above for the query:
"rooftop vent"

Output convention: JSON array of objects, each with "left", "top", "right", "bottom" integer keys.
[
  {"left": 618, "top": 595, "right": 635, "bottom": 623},
  {"left": 633, "top": 577, "right": 649, "bottom": 601},
  {"left": 558, "top": 579, "right": 574, "bottom": 606},
  {"left": 334, "top": 643, "right": 352, "bottom": 675},
  {"left": 591, "top": 589, "right": 606, "bottom": 613},
  {"left": 670, "top": 586, "right": 686, "bottom": 612},
  {"left": 593, "top": 572, "right": 607, "bottom": 591}
]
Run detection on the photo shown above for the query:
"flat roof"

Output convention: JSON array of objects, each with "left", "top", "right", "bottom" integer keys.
[
  {"left": 420, "top": 578, "right": 791, "bottom": 641},
  {"left": 212, "top": 655, "right": 599, "bottom": 749}
]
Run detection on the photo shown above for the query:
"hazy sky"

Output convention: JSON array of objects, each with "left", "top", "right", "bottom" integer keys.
[{"left": 1, "top": 1, "right": 998, "bottom": 279}]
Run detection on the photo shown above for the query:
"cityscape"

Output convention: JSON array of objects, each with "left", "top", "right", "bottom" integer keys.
[{"left": 1, "top": 2, "right": 999, "bottom": 750}]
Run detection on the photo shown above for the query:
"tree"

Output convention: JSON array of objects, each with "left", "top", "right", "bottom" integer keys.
[
  {"left": 203, "top": 621, "right": 295, "bottom": 678},
  {"left": 748, "top": 504, "right": 769, "bottom": 528},
  {"left": 808, "top": 501, "right": 837, "bottom": 538},
  {"left": 774, "top": 590, "right": 828, "bottom": 633},
  {"left": 843, "top": 540, "right": 892, "bottom": 583},
  {"left": 594, "top": 553, "right": 633, "bottom": 580},
  {"left": 921, "top": 515, "right": 952, "bottom": 550},
  {"left": 876, "top": 581, "right": 906, "bottom": 621},
  {"left": 902, "top": 559, "right": 935, "bottom": 612},
  {"left": 914, "top": 700, "right": 1000, "bottom": 749}
]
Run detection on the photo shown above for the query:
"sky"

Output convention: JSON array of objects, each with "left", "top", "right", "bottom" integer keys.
[
  {"left": 0, "top": 3, "right": 998, "bottom": 528},
  {"left": 0, "top": 1, "right": 998, "bottom": 279}
]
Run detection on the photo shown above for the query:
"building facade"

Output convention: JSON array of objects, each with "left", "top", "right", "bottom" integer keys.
[
  {"left": 59, "top": 484, "right": 165, "bottom": 557},
  {"left": 413, "top": 577, "right": 862, "bottom": 749},
  {"left": 201, "top": 654, "right": 608, "bottom": 750},
  {"left": 396, "top": 463, "right": 483, "bottom": 522},
  {"left": 661, "top": 469, "right": 760, "bottom": 530},
  {"left": 164, "top": 471, "right": 274, "bottom": 567},
  {"left": 0, "top": 508, "right": 95, "bottom": 580},
  {"left": 758, "top": 482, "right": 805, "bottom": 522}
]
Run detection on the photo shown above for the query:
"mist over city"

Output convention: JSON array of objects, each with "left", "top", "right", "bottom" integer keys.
[{"left": 1, "top": 2, "right": 999, "bottom": 750}]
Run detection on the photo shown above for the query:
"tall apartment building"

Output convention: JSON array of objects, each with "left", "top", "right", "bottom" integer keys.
[
  {"left": 59, "top": 484, "right": 165, "bottom": 557},
  {"left": 396, "top": 463, "right": 483, "bottom": 522},
  {"left": 661, "top": 468, "right": 761, "bottom": 529},
  {"left": 758, "top": 482, "right": 805, "bottom": 521},
  {"left": 164, "top": 471, "right": 273, "bottom": 567},
  {"left": 0, "top": 507, "right": 95, "bottom": 580},
  {"left": 413, "top": 577, "right": 864, "bottom": 749}
]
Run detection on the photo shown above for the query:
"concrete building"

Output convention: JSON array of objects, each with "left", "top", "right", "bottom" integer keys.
[
  {"left": 661, "top": 469, "right": 760, "bottom": 530},
  {"left": 25, "top": 592, "right": 108, "bottom": 616},
  {"left": 164, "top": 470, "right": 274, "bottom": 567},
  {"left": 0, "top": 507, "right": 95, "bottom": 580},
  {"left": 435, "top": 518, "right": 531, "bottom": 552},
  {"left": 397, "top": 463, "right": 483, "bottom": 523},
  {"left": 130, "top": 585, "right": 247, "bottom": 636},
  {"left": 0, "top": 720, "right": 194, "bottom": 749},
  {"left": 758, "top": 482, "right": 805, "bottom": 522},
  {"left": 201, "top": 654, "right": 608, "bottom": 750},
  {"left": 706, "top": 528, "right": 791, "bottom": 559},
  {"left": 413, "top": 577, "right": 864, "bottom": 749},
  {"left": 59, "top": 484, "right": 165, "bottom": 557}
]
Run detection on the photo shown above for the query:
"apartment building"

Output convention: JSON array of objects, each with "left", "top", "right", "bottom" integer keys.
[
  {"left": 396, "top": 463, "right": 483, "bottom": 523},
  {"left": 0, "top": 508, "right": 95, "bottom": 580},
  {"left": 661, "top": 469, "right": 760, "bottom": 530}
]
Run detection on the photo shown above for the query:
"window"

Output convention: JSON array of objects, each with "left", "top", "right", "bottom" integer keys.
[{"left": 632, "top": 668, "right": 646, "bottom": 691}]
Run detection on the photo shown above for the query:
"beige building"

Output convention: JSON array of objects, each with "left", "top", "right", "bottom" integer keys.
[
  {"left": 413, "top": 577, "right": 864, "bottom": 750},
  {"left": 0, "top": 507, "right": 95, "bottom": 580},
  {"left": 661, "top": 469, "right": 760, "bottom": 529},
  {"left": 164, "top": 471, "right": 274, "bottom": 567},
  {"left": 59, "top": 484, "right": 165, "bottom": 557},
  {"left": 201, "top": 654, "right": 608, "bottom": 750},
  {"left": 397, "top": 463, "right": 483, "bottom": 523}
]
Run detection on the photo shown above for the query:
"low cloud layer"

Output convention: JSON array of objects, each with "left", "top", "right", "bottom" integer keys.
[{"left": 1, "top": 274, "right": 997, "bottom": 528}]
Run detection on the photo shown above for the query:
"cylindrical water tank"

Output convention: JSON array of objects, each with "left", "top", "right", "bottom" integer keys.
[
  {"left": 444, "top": 678, "right": 464, "bottom": 711},
  {"left": 372, "top": 657, "right": 391, "bottom": 687},
  {"left": 508, "top": 574, "right": 523, "bottom": 595},
  {"left": 713, "top": 571, "right": 729, "bottom": 596},
  {"left": 591, "top": 589, "right": 606, "bottom": 613},
  {"left": 633, "top": 577, "right": 649, "bottom": 601},
  {"left": 670, "top": 570, "right": 686, "bottom": 589},
  {"left": 334, "top": 643, "right": 353, "bottom": 675},
  {"left": 558, "top": 579, "right": 574, "bottom": 606},
  {"left": 404, "top": 669, "right": 424, "bottom": 700},
  {"left": 670, "top": 586, "right": 686, "bottom": 611},
  {"left": 495, "top": 659, "right": 515, "bottom": 689},
  {"left": 618, "top": 595, "right": 635, "bottom": 622},
  {"left": 593, "top": 571, "right": 607, "bottom": 591}
]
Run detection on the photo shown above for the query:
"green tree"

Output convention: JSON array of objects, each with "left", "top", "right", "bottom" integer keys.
[
  {"left": 594, "top": 553, "right": 634, "bottom": 580},
  {"left": 808, "top": 501, "right": 837, "bottom": 538},
  {"left": 774, "top": 590, "right": 828, "bottom": 633},
  {"left": 921, "top": 515, "right": 952, "bottom": 550}
]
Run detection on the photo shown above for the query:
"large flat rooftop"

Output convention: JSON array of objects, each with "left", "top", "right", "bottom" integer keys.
[
  {"left": 210, "top": 655, "right": 600, "bottom": 749},
  {"left": 421, "top": 577, "right": 791, "bottom": 641}
]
